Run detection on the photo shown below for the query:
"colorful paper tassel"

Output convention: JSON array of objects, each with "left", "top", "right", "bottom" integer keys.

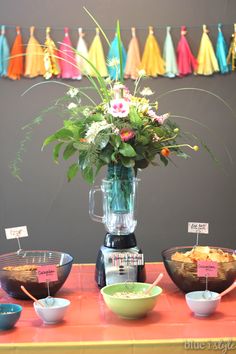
[
  {"left": 216, "top": 24, "right": 229, "bottom": 74},
  {"left": 177, "top": 26, "right": 198, "bottom": 76},
  {"left": 76, "top": 27, "right": 89, "bottom": 75},
  {"left": 88, "top": 28, "right": 108, "bottom": 77},
  {"left": 141, "top": 26, "right": 165, "bottom": 77},
  {"left": 227, "top": 24, "right": 236, "bottom": 71},
  {"left": 8, "top": 26, "right": 24, "bottom": 80},
  {"left": 43, "top": 27, "right": 60, "bottom": 80},
  {"left": 124, "top": 27, "right": 141, "bottom": 80},
  {"left": 107, "top": 33, "right": 127, "bottom": 80},
  {"left": 0, "top": 25, "right": 10, "bottom": 77},
  {"left": 24, "top": 26, "right": 46, "bottom": 78},
  {"left": 163, "top": 26, "right": 178, "bottom": 78},
  {"left": 58, "top": 27, "right": 81, "bottom": 80},
  {"left": 197, "top": 24, "right": 219, "bottom": 75}
]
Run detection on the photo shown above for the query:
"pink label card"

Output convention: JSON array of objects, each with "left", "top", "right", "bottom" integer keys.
[
  {"left": 37, "top": 265, "right": 58, "bottom": 283},
  {"left": 197, "top": 261, "right": 218, "bottom": 277}
]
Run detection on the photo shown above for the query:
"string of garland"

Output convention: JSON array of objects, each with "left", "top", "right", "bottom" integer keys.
[{"left": 0, "top": 23, "right": 236, "bottom": 80}]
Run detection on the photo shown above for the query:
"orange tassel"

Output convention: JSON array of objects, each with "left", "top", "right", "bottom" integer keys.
[
  {"left": 8, "top": 26, "right": 24, "bottom": 80},
  {"left": 24, "top": 26, "right": 46, "bottom": 78},
  {"left": 124, "top": 27, "right": 141, "bottom": 80}
]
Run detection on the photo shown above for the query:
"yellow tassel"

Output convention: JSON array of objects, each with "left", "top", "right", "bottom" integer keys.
[
  {"left": 197, "top": 24, "right": 219, "bottom": 75},
  {"left": 44, "top": 27, "right": 60, "bottom": 79},
  {"left": 141, "top": 26, "right": 165, "bottom": 77}
]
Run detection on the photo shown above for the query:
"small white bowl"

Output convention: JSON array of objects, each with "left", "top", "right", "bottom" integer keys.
[
  {"left": 34, "top": 297, "right": 70, "bottom": 324},
  {"left": 185, "top": 291, "right": 220, "bottom": 317}
]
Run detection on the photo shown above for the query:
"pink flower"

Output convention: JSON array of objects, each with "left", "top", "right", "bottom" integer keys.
[
  {"left": 108, "top": 99, "right": 129, "bottom": 118},
  {"left": 148, "top": 110, "right": 169, "bottom": 125},
  {"left": 120, "top": 128, "right": 135, "bottom": 142}
]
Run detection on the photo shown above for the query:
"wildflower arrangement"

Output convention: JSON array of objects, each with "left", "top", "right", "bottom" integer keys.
[{"left": 41, "top": 69, "right": 198, "bottom": 184}]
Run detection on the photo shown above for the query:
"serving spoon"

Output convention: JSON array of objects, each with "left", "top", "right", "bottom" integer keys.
[
  {"left": 144, "top": 273, "right": 164, "bottom": 295},
  {"left": 218, "top": 281, "right": 236, "bottom": 298},
  {"left": 20, "top": 285, "right": 45, "bottom": 307}
]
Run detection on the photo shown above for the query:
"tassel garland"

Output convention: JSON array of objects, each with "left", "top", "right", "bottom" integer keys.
[{"left": 0, "top": 23, "right": 235, "bottom": 80}]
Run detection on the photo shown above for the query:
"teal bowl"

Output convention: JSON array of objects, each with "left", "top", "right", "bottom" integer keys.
[
  {"left": 0, "top": 304, "right": 22, "bottom": 330},
  {"left": 101, "top": 282, "right": 162, "bottom": 319}
]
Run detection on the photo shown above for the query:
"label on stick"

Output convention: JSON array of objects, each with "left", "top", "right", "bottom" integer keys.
[
  {"left": 188, "top": 222, "right": 209, "bottom": 234},
  {"left": 5, "top": 226, "right": 28, "bottom": 240},
  {"left": 37, "top": 265, "right": 58, "bottom": 283},
  {"left": 197, "top": 261, "right": 218, "bottom": 277}
]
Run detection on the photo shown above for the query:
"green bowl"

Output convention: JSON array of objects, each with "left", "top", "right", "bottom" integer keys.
[{"left": 101, "top": 282, "right": 162, "bottom": 319}]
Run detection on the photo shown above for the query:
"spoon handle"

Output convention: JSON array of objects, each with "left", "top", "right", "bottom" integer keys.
[
  {"left": 144, "top": 273, "right": 163, "bottom": 294},
  {"left": 20, "top": 285, "right": 45, "bottom": 307},
  {"left": 220, "top": 281, "right": 236, "bottom": 297}
]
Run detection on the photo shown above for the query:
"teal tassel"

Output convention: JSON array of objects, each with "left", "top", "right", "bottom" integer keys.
[
  {"left": 107, "top": 34, "right": 127, "bottom": 80},
  {"left": 0, "top": 25, "right": 10, "bottom": 77},
  {"left": 163, "top": 26, "right": 178, "bottom": 78},
  {"left": 216, "top": 24, "right": 229, "bottom": 74}
]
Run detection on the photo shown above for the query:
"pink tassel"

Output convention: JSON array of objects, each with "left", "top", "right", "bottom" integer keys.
[
  {"left": 177, "top": 26, "right": 198, "bottom": 76},
  {"left": 58, "top": 27, "right": 81, "bottom": 80}
]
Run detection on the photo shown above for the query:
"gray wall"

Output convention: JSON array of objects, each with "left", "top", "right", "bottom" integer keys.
[{"left": 0, "top": 0, "right": 236, "bottom": 262}]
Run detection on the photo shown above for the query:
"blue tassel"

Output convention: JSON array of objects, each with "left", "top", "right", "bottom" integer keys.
[
  {"left": 216, "top": 24, "right": 229, "bottom": 74},
  {"left": 0, "top": 25, "right": 10, "bottom": 77},
  {"left": 163, "top": 26, "right": 178, "bottom": 78},
  {"left": 107, "top": 34, "right": 127, "bottom": 80}
]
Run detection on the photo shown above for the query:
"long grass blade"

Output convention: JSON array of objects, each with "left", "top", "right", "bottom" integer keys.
[
  {"left": 116, "top": 20, "right": 123, "bottom": 83},
  {"left": 83, "top": 7, "right": 111, "bottom": 47}
]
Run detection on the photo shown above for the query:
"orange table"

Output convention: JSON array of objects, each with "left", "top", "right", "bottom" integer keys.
[{"left": 0, "top": 263, "right": 236, "bottom": 354}]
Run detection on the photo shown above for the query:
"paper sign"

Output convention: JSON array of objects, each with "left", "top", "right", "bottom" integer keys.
[
  {"left": 5, "top": 226, "right": 28, "bottom": 240},
  {"left": 110, "top": 253, "right": 144, "bottom": 266},
  {"left": 188, "top": 222, "right": 209, "bottom": 234},
  {"left": 197, "top": 261, "right": 218, "bottom": 277},
  {"left": 37, "top": 265, "right": 58, "bottom": 283}
]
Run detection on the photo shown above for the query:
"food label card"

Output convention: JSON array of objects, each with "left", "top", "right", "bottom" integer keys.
[
  {"left": 37, "top": 265, "right": 58, "bottom": 283},
  {"left": 197, "top": 261, "right": 218, "bottom": 277},
  {"left": 5, "top": 226, "right": 28, "bottom": 240},
  {"left": 188, "top": 222, "right": 209, "bottom": 234},
  {"left": 110, "top": 253, "right": 144, "bottom": 266}
]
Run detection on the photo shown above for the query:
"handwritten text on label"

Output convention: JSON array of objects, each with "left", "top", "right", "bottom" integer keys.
[
  {"left": 188, "top": 222, "right": 209, "bottom": 234},
  {"left": 37, "top": 265, "right": 58, "bottom": 283},
  {"left": 197, "top": 261, "right": 218, "bottom": 277},
  {"left": 5, "top": 226, "right": 28, "bottom": 240}
]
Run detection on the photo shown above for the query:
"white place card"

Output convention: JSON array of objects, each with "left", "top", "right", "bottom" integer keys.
[
  {"left": 110, "top": 253, "right": 144, "bottom": 266},
  {"left": 5, "top": 226, "right": 28, "bottom": 240},
  {"left": 188, "top": 222, "right": 209, "bottom": 234}
]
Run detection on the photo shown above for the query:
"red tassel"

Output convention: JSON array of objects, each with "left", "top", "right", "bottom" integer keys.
[{"left": 177, "top": 26, "right": 198, "bottom": 76}]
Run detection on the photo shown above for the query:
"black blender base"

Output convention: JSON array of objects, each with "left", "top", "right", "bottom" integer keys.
[{"left": 95, "top": 233, "right": 146, "bottom": 288}]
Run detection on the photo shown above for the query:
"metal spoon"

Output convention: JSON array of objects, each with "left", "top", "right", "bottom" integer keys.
[{"left": 144, "top": 273, "right": 164, "bottom": 295}]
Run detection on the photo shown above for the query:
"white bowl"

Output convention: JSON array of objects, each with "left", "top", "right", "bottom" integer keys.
[
  {"left": 185, "top": 291, "right": 220, "bottom": 317},
  {"left": 34, "top": 297, "right": 70, "bottom": 324}
]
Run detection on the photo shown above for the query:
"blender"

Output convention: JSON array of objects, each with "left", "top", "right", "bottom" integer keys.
[{"left": 89, "top": 171, "right": 146, "bottom": 287}]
